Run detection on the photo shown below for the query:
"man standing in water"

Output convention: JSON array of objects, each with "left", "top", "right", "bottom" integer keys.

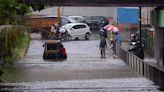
[{"left": 99, "top": 37, "right": 107, "bottom": 58}]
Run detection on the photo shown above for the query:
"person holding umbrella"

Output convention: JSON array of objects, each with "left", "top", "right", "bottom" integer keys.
[
  {"left": 113, "top": 30, "right": 121, "bottom": 55},
  {"left": 103, "top": 24, "right": 121, "bottom": 55}
]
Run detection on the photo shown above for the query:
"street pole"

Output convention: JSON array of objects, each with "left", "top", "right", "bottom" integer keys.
[
  {"left": 57, "top": 7, "right": 61, "bottom": 26},
  {"left": 0, "top": 34, "right": 3, "bottom": 64},
  {"left": 139, "top": 7, "right": 142, "bottom": 43}
]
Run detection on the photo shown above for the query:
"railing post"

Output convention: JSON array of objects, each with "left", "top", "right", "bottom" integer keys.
[
  {"left": 131, "top": 54, "right": 133, "bottom": 68},
  {"left": 137, "top": 58, "right": 139, "bottom": 73},
  {"left": 129, "top": 53, "right": 131, "bottom": 66},
  {"left": 140, "top": 59, "right": 143, "bottom": 75},
  {"left": 119, "top": 48, "right": 164, "bottom": 89},
  {"left": 135, "top": 56, "right": 137, "bottom": 71},
  {"left": 138, "top": 59, "right": 140, "bottom": 73},
  {"left": 127, "top": 52, "right": 129, "bottom": 65}
]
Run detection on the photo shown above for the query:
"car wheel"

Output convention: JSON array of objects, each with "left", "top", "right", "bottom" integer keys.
[
  {"left": 61, "top": 33, "right": 67, "bottom": 41},
  {"left": 65, "top": 31, "right": 72, "bottom": 41},
  {"left": 62, "top": 32, "right": 71, "bottom": 41},
  {"left": 85, "top": 33, "right": 90, "bottom": 40}
]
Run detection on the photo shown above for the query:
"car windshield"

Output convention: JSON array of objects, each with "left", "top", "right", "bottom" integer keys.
[
  {"left": 85, "top": 16, "right": 106, "bottom": 21},
  {"left": 47, "top": 44, "right": 58, "bottom": 50}
]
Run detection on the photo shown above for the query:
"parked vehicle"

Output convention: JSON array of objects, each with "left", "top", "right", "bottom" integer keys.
[
  {"left": 128, "top": 41, "right": 144, "bottom": 59},
  {"left": 68, "top": 16, "right": 84, "bottom": 23},
  {"left": 59, "top": 23, "right": 91, "bottom": 40},
  {"left": 129, "top": 32, "right": 140, "bottom": 50},
  {"left": 43, "top": 40, "right": 67, "bottom": 60},
  {"left": 60, "top": 16, "right": 72, "bottom": 26},
  {"left": 82, "top": 16, "right": 109, "bottom": 31},
  {"left": 28, "top": 15, "right": 73, "bottom": 39},
  {"left": 128, "top": 32, "right": 144, "bottom": 59}
]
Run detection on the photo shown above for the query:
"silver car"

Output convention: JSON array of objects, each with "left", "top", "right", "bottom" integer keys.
[{"left": 60, "top": 23, "right": 91, "bottom": 40}]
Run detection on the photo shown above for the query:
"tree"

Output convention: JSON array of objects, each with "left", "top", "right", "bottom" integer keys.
[
  {"left": 0, "top": 0, "right": 17, "bottom": 25},
  {"left": 30, "top": 3, "right": 45, "bottom": 11},
  {"left": 0, "top": 0, "right": 30, "bottom": 25},
  {"left": 16, "top": 3, "right": 30, "bottom": 16}
]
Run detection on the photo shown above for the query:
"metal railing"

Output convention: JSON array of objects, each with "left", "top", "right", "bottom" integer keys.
[{"left": 119, "top": 47, "right": 164, "bottom": 89}]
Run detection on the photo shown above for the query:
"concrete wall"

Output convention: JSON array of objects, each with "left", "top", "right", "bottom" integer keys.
[
  {"left": 141, "top": 7, "right": 154, "bottom": 25},
  {"left": 154, "top": 27, "right": 164, "bottom": 66},
  {"left": 119, "top": 48, "right": 164, "bottom": 89},
  {"left": 32, "top": 6, "right": 114, "bottom": 17}
]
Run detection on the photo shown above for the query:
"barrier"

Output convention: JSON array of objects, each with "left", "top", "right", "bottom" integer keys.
[{"left": 119, "top": 47, "right": 164, "bottom": 89}]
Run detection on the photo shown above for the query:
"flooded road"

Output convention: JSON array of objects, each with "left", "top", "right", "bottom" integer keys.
[{"left": 0, "top": 33, "right": 162, "bottom": 91}]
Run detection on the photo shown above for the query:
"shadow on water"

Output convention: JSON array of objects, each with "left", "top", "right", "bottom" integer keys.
[
  {"left": 0, "top": 85, "right": 23, "bottom": 92},
  {"left": 0, "top": 67, "right": 4, "bottom": 81},
  {"left": 0, "top": 65, "right": 24, "bottom": 82}
]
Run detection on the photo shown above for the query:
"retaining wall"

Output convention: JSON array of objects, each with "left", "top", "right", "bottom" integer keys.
[{"left": 119, "top": 48, "right": 164, "bottom": 89}]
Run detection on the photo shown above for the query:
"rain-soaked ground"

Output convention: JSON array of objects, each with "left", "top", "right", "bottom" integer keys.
[{"left": 0, "top": 33, "right": 162, "bottom": 92}]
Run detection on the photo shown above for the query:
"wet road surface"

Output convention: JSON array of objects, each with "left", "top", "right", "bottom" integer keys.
[{"left": 0, "top": 33, "right": 162, "bottom": 91}]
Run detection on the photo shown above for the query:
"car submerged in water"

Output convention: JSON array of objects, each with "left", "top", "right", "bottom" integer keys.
[{"left": 43, "top": 40, "right": 67, "bottom": 61}]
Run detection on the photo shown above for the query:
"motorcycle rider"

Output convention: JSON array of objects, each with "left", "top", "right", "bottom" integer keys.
[{"left": 128, "top": 31, "right": 144, "bottom": 59}]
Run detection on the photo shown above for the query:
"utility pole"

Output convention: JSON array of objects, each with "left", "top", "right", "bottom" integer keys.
[
  {"left": 57, "top": 7, "right": 61, "bottom": 26},
  {"left": 0, "top": 34, "right": 3, "bottom": 64},
  {"left": 139, "top": 7, "right": 142, "bottom": 43}
]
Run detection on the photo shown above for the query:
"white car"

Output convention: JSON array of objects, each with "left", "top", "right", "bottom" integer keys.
[
  {"left": 60, "top": 23, "right": 91, "bottom": 40},
  {"left": 68, "top": 16, "right": 84, "bottom": 23}
]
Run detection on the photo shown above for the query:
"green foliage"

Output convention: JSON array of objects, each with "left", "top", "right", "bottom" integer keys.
[
  {"left": 31, "top": 3, "right": 45, "bottom": 11},
  {"left": 13, "top": 31, "right": 30, "bottom": 61},
  {"left": 0, "top": 0, "right": 30, "bottom": 25},
  {"left": 0, "top": 0, "right": 17, "bottom": 25},
  {"left": 16, "top": 3, "right": 31, "bottom": 16},
  {"left": 0, "top": 26, "right": 30, "bottom": 64}
]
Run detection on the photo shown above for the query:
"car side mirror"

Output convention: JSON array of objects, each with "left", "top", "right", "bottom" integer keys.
[{"left": 82, "top": 20, "right": 85, "bottom": 22}]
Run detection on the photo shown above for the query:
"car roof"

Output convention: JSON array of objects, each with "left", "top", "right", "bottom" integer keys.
[
  {"left": 45, "top": 40, "right": 61, "bottom": 44},
  {"left": 65, "top": 22, "right": 87, "bottom": 26},
  {"left": 68, "top": 16, "right": 84, "bottom": 18},
  {"left": 84, "top": 16, "right": 107, "bottom": 20}
]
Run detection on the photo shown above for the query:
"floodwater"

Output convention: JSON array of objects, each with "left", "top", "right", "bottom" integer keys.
[{"left": 0, "top": 33, "right": 162, "bottom": 91}]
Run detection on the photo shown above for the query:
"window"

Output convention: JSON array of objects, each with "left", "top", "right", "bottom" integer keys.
[
  {"left": 73, "top": 25, "right": 86, "bottom": 29},
  {"left": 47, "top": 44, "right": 58, "bottom": 50}
]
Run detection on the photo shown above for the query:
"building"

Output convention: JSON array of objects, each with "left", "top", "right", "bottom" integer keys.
[{"left": 32, "top": 6, "right": 114, "bottom": 17}]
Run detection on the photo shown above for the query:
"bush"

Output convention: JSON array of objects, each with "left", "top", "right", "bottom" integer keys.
[{"left": 0, "top": 25, "right": 30, "bottom": 64}]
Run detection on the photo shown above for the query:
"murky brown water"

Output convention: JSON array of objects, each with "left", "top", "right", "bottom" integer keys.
[{"left": 0, "top": 33, "right": 161, "bottom": 91}]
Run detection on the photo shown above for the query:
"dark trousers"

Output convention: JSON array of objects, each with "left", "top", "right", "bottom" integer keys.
[{"left": 100, "top": 47, "right": 106, "bottom": 58}]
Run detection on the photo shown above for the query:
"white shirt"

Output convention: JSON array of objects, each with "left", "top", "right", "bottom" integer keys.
[{"left": 50, "top": 25, "right": 56, "bottom": 33}]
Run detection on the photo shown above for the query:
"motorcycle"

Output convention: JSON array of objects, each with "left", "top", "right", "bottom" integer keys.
[
  {"left": 59, "top": 28, "right": 71, "bottom": 41},
  {"left": 129, "top": 33, "right": 137, "bottom": 50},
  {"left": 128, "top": 41, "right": 144, "bottom": 59},
  {"left": 128, "top": 33, "right": 144, "bottom": 59}
]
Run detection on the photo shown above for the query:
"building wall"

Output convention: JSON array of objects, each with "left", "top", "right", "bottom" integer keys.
[
  {"left": 141, "top": 7, "right": 154, "bottom": 25},
  {"left": 155, "top": 27, "right": 164, "bottom": 66},
  {"left": 32, "top": 6, "right": 114, "bottom": 17}
]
